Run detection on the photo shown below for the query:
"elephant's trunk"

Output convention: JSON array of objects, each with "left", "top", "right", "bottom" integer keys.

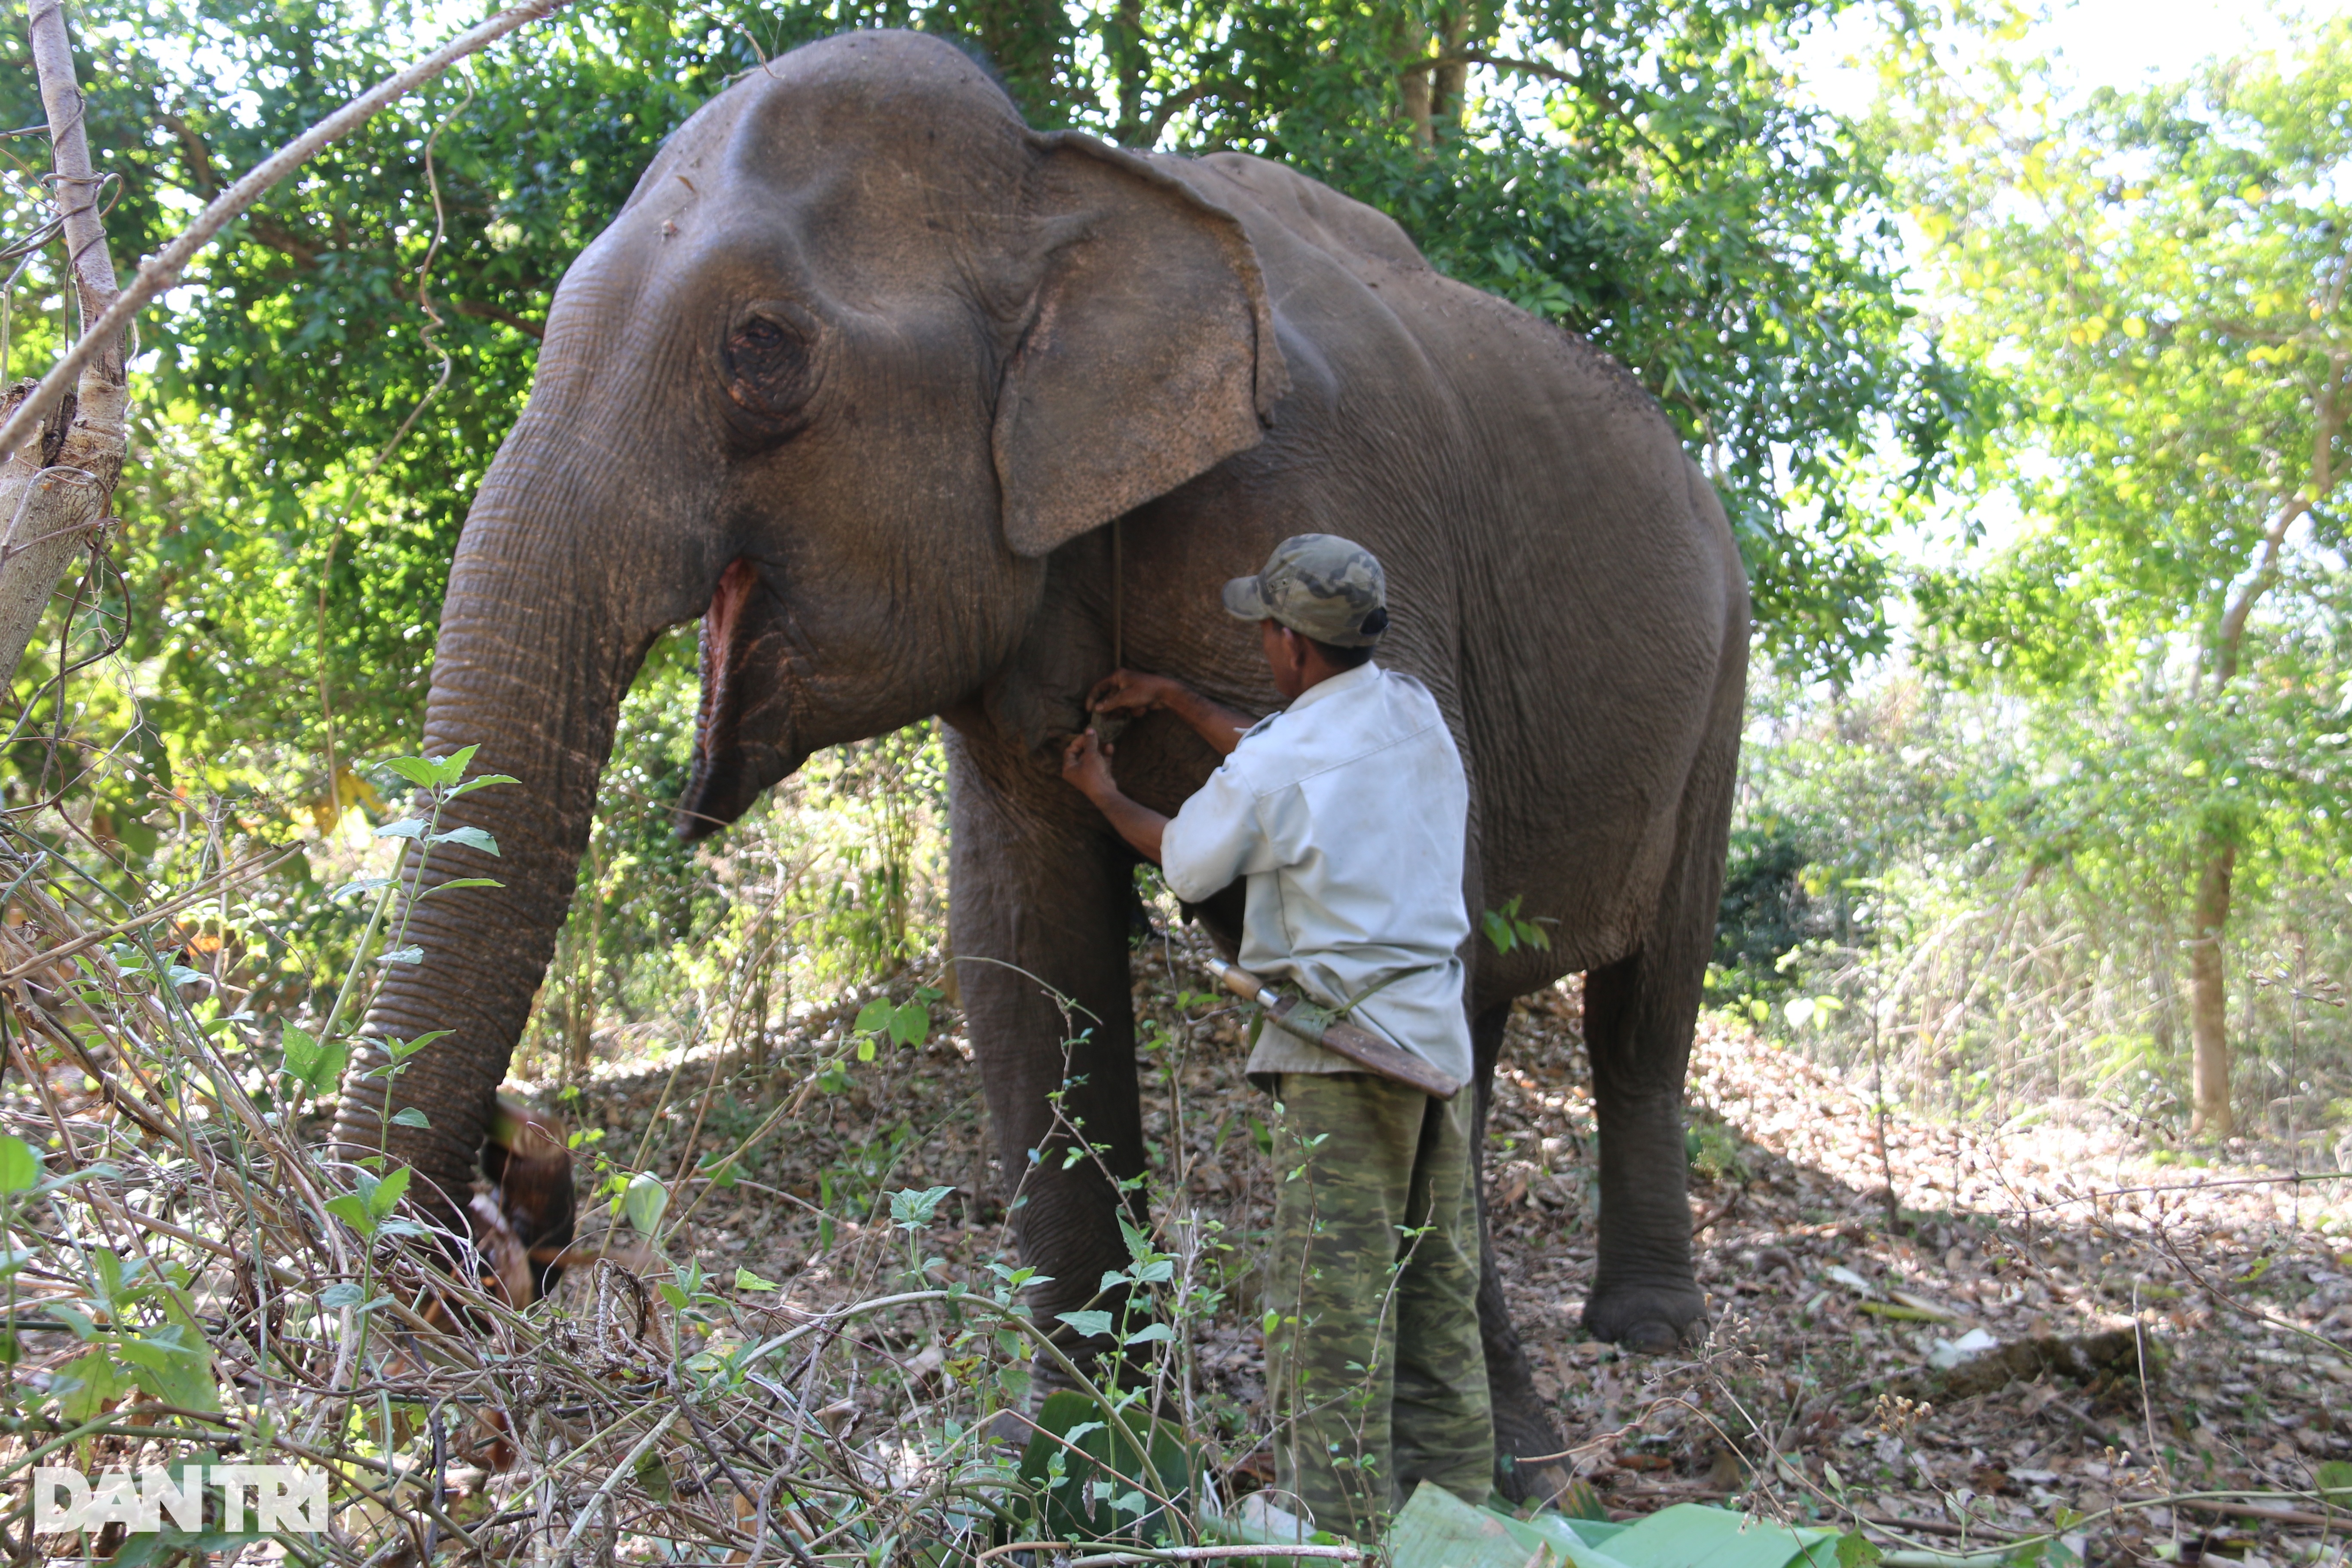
[{"left": 331, "top": 422, "right": 692, "bottom": 1220}]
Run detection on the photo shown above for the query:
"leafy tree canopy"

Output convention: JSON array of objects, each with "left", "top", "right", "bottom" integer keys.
[
  {"left": 3, "top": 0, "right": 1953, "bottom": 796},
  {"left": 1889, "top": 14, "right": 2352, "bottom": 861},
  {"left": 1878, "top": 8, "right": 2352, "bottom": 1133}
]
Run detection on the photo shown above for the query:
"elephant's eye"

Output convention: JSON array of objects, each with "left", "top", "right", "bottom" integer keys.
[{"left": 722, "top": 303, "right": 817, "bottom": 429}]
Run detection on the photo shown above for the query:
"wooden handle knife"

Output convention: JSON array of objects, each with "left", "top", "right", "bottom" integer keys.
[{"left": 1204, "top": 955, "right": 1464, "bottom": 1101}]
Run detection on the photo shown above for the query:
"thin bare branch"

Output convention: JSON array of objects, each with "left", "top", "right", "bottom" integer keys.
[{"left": 0, "top": 0, "right": 579, "bottom": 468}]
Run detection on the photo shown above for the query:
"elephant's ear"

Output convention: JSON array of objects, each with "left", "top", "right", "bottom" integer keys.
[{"left": 994, "top": 133, "right": 1289, "bottom": 559}]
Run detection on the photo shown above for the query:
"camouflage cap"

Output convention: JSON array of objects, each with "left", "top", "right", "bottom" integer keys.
[{"left": 1221, "top": 534, "right": 1389, "bottom": 648}]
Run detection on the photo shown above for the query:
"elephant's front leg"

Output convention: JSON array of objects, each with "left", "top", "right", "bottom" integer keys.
[{"left": 947, "top": 736, "right": 1147, "bottom": 1373}]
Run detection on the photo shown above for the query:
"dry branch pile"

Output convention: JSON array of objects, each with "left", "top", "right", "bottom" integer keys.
[
  {"left": 2, "top": 847, "right": 1375, "bottom": 1568},
  {"left": 10, "top": 851, "right": 2352, "bottom": 1565}
]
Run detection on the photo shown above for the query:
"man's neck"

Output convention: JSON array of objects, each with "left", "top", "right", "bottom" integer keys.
[{"left": 1289, "top": 658, "right": 1376, "bottom": 708}]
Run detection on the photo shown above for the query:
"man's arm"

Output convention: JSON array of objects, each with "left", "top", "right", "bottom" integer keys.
[
  {"left": 1060, "top": 729, "right": 1166, "bottom": 862},
  {"left": 1088, "top": 669, "right": 1254, "bottom": 756}
]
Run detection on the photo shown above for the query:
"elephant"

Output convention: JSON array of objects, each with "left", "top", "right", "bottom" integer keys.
[{"left": 331, "top": 28, "right": 1749, "bottom": 1491}]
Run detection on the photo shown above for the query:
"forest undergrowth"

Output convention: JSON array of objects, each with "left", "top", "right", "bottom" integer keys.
[
  {"left": 549, "top": 918, "right": 2352, "bottom": 1568},
  {"left": 6, "top": 823, "right": 2349, "bottom": 1567}
]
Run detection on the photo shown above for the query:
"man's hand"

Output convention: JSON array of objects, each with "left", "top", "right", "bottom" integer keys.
[
  {"left": 1087, "top": 668, "right": 1256, "bottom": 757},
  {"left": 1060, "top": 726, "right": 1168, "bottom": 864},
  {"left": 1088, "top": 668, "right": 1185, "bottom": 719},
  {"left": 1060, "top": 727, "right": 1118, "bottom": 802}
]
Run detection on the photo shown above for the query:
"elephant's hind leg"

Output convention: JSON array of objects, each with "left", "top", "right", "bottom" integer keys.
[
  {"left": 1579, "top": 659, "right": 1743, "bottom": 1354},
  {"left": 1470, "top": 999, "right": 1572, "bottom": 1503},
  {"left": 1579, "top": 940, "right": 1708, "bottom": 1353}
]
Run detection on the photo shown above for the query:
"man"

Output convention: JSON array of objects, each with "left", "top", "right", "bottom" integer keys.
[{"left": 1060, "top": 534, "right": 1490, "bottom": 1539}]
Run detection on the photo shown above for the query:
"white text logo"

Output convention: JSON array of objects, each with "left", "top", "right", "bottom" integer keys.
[{"left": 33, "top": 1465, "right": 329, "bottom": 1534}]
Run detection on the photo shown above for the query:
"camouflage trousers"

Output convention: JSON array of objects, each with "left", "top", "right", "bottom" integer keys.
[{"left": 1264, "top": 1072, "right": 1492, "bottom": 1540}]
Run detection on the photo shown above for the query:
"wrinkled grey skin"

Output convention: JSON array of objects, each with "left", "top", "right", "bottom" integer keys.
[{"left": 333, "top": 29, "right": 1746, "bottom": 1490}]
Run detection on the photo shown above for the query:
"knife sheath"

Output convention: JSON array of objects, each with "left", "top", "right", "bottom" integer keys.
[{"left": 1204, "top": 955, "right": 1463, "bottom": 1101}]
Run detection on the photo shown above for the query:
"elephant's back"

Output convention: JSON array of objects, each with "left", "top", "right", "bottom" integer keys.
[
  {"left": 1172, "top": 152, "right": 1430, "bottom": 278},
  {"left": 1162, "top": 150, "right": 1746, "bottom": 987}
]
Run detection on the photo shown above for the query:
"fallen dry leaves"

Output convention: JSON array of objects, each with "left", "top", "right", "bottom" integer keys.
[{"left": 552, "top": 922, "right": 2350, "bottom": 1565}]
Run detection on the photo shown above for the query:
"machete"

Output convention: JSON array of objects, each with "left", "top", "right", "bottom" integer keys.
[{"left": 1203, "top": 955, "right": 1464, "bottom": 1101}]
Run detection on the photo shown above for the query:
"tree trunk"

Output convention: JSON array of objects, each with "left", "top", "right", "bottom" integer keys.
[
  {"left": 964, "top": 0, "right": 1073, "bottom": 119},
  {"left": 1387, "top": 9, "right": 1434, "bottom": 144},
  {"left": 0, "top": 0, "right": 128, "bottom": 692},
  {"left": 1109, "top": 0, "right": 1146, "bottom": 145},
  {"left": 2188, "top": 838, "right": 2235, "bottom": 1137},
  {"left": 1430, "top": 8, "right": 1473, "bottom": 133}
]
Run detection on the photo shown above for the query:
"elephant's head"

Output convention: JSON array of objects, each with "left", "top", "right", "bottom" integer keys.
[{"left": 333, "top": 30, "right": 1288, "bottom": 1221}]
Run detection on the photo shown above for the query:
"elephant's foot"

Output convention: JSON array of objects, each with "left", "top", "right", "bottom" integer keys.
[
  {"left": 1479, "top": 1262, "right": 1571, "bottom": 1504},
  {"left": 1581, "top": 1280, "right": 1706, "bottom": 1354},
  {"left": 1489, "top": 1376, "right": 1570, "bottom": 1506}
]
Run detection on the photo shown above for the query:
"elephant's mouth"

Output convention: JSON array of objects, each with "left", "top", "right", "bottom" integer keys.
[
  {"left": 677, "top": 558, "right": 807, "bottom": 840},
  {"left": 676, "top": 737, "right": 806, "bottom": 839}
]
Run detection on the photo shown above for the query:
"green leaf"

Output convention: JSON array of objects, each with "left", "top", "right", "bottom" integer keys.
[
  {"left": 377, "top": 944, "right": 426, "bottom": 966},
  {"left": 1603, "top": 1499, "right": 1839, "bottom": 1568},
  {"left": 115, "top": 1323, "right": 219, "bottom": 1413},
  {"left": 331, "top": 876, "right": 393, "bottom": 902},
  {"left": 390, "top": 1106, "right": 432, "bottom": 1129},
  {"left": 447, "top": 772, "right": 521, "bottom": 798},
  {"left": 423, "top": 877, "right": 503, "bottom": 894},
  {"left": 31, "top": 1164, "right": 115, "bottom": 1200},
  {"left": 0, "top": 1134, "right": 42, "bottom": 1194},
  {"left": 1835, "top": 1531, "right": 1883, "bottom": 1568},
  {"left": 374, "top": 817, "right": 428, "bottom": 840},
  {"left": 325, "top": 1193, "right": 374, "bottom": 1236},
  {"left": 856, "top": 1037, "right": 876, "bottom": 1063},
  {"left": 382, "top": 756, "right": 442, "bottom": 788},
  {"left": 92, "top": 1247, "right": 138, "bottom": 1307},
  {"left": 854, "top": 998, "right": 896, "bottom": 1036},
  {"left": 1055, "top": 1309, "right": 1114, "bottom": 1340},
  {"left": 889, "top": 998, "right": 930, "bottom": 1047},
  {"left": 624, "top": 1171, "right": 669, "bottom": 1235},
  {"left": 1481, "top": 906, "right": 1515, "bottom": 954},
  {"left": 388, "top": 1029, "right": 451, "bottom": 1060},
  {"left": 49, "top": 1303, "right": 98, "bottom": 1341},
  {"left": 280, "top": 1026, "right": 347, "bottom": 1095},
  {"left": 734, "top": 1267, "right": 781, "bottom": 1292},
  {"left": 634, "top": 1447, "right": 675, "bottom": 1504},
  {"left": 55, "top": 1347, "right": 131, "bottom": 1421},
  {"left": 2318, "top": 1460, "right": 2352, "bottom": 1500},
  {"left": 430, "top": 824, "right": 500, "bottom": 855},
  {"left": 427, "top": 745, "right": 481, "bottom": 787},
  {"left": 1124, "top": 1323, "right": 1174, "bottom": 1346},
  {"left": 889, "top": 1184, "right": 954, "bottom": 1231},
  {"left": 368, "top": 1165, "right": 412, "bottom": 1219}
]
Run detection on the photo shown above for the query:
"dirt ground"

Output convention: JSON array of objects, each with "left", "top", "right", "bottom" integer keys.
[{"left": 554, "top": 920, "right": 2346, "bottom": 1565}]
